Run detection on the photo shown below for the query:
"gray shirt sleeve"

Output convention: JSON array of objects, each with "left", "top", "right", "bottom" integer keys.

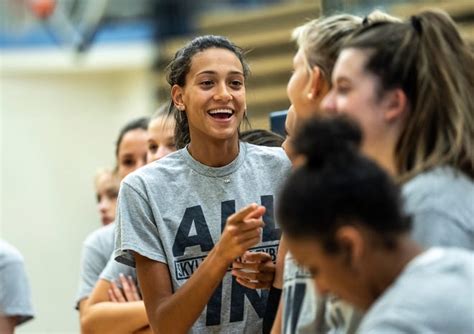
[
  {"left": 114, "top": 181, "right": 166, "bottom": 267},
  {"left": 75, "top": 224, "right": 115, "bottom": 309},
  {"left": 75, "top": 243, "right": 107, "bottom": 308},
  {"left": 100, "top": 253, "right": 136, "bottom": 283},
  {"left": 0, "top": 243, "right": 34, "bottom": 325}
]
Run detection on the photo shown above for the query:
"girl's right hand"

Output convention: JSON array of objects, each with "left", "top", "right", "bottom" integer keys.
[{"left": 215, "top": 203, "right": 266, "bottom": 264}]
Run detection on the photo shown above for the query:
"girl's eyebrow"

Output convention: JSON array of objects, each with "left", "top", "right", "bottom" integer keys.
[
  {"left": 196, "top": 70, "right": 244, "bottom": 76},
  {"left": 196, "top": 70, "right": 216, "bottom": 76},
  {"left": 336, "top": 76, "right": 352, "bottom": 85}
]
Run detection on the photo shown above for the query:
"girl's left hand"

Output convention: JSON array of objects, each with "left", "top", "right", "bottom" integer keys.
[
  {"left": 108, "top": 273, "right": 141, "bottom": 302},
  {"left": 232, "top": 251, "right": 275, "bottom": 289}
]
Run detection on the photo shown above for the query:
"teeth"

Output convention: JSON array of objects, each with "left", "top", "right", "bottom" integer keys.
[{"left": 208, "top": 109, "right": 233, "bottom": 115}]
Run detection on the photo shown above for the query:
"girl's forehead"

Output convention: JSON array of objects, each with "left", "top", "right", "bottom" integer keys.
[
  {"left": 149, "top": 116, "right": 175, "bottom": 131},
  {"left": 295, "top": 48, "right": 308, "bottom": 67},
  {"left": 336, "top": 48, "right": 369, "bottom": 73},
  {"left": 188, "top": 48, "right": 243, "bottom": 75}
]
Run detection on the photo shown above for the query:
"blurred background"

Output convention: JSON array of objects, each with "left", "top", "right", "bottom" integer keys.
[{"left": 1, "top": 0, "right": 472, "bottom": 333}]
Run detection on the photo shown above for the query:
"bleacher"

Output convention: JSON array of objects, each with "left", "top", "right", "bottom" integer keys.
[
  {"left": 154, "top": 0, "right": 474, "bottom": 129},
  {"left": 392, "top": 1, "right": 474, "bottom": 44}
]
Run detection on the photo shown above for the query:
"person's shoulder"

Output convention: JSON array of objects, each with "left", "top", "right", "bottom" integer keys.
[
  {"left": 244, "top": 141, "right": 286, "bottom": 156},
  {"left": 378, "top": 248, "right": 473, "bottom": 309},
  {"left": 0, "top": 239, "right": 24, "bottom": 265},
  {"left": 405, "top": 248, "right": 473, "bottom": 276},
  {"left": 244, "top": 142, "right": 290, "bottom": 165},
  {"left": 83, "top": 223, "right": 115, "bottom": 247},
  {"left": 404, "top": 166, "right": 473, "bottom": 195},
  {"left": 361, "top": 248, "right": 474, "bottom": 333},
  {"left": 360, "top": 277, "right": 427, "bottom": 332},
  {"left": 403, "top": 166, "right": 474, "bottom": 210},
  {"left": 122, "top": 149, "right": 185, "bottom": 189},
  {"left": 440, "top": 247, "right": 474, "bottom": 269},
  {"left": 149, "top": 149, "right": 187, "bottom": 174}
]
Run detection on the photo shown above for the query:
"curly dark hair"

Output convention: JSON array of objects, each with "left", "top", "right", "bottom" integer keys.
[{"left": 277, "top": 115, "right": 411, "bottom": 253}]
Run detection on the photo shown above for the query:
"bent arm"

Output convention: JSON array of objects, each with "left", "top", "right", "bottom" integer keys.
[
  {"left": 137, "top": 204, "right": 266, "bottom": 334},
  {"left": 135, "top": 249, "right": 229, "bottom": 334},
  {"left": 80, "top": 279, "right": 149, "bottom": 334}
]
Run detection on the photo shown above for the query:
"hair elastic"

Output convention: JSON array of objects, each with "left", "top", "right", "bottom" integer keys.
[{"left": 411, "top": 15, "right": 422, "bottom": 34}]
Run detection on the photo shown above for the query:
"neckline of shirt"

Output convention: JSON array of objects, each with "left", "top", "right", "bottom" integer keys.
[{"left": 180, "top": 141, "right": 247, "bottom": 178}]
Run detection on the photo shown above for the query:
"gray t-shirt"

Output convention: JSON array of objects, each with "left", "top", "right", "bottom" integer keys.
[
  {"left": 358, "top": 247, "right": 474, "bottom": 333},
  {"left": 281, "top": 166, "right": 474, "bottom": 334},
  {"left": 282, "top": 252, "right": 317, "bottom": 334},
  {"left": 403, "top": 166, "right": 474, "bottom": 249},
  {"left": 281, "top": 253, "right": 361, "bottom": 334},
  {"left": 0, "top": 240, "right": 34, "bottom": 325},
  {"left": 75, "top": 222, "right": 115, "bottom": 308},
  {"left": 115, "top": 142, "right": 291, "bottom": 333}
]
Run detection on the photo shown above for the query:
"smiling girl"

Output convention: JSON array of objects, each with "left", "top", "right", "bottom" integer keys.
[
  {"left": 321, "top": 10, "right": 474, "bottom": 249},
  {"left": 114, "top": 35, "right": 290, "bottom": 333}
]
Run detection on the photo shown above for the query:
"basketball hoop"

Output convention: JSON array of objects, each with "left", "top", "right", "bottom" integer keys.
[
  {"left": 29, "top": 0, "right": 56, "bottom": 20},
  {"left": 1, "top": 0, "right": 109, "bottom": 52}
]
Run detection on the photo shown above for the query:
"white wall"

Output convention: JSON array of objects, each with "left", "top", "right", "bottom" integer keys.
[{"left": 0, "top": 44, "right": 155, "bottom": 333}]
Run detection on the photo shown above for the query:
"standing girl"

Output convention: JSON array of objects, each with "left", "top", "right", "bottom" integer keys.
[
  {"left": 76, "top": 117, "right": 149, "bottom": 315},
  {"left": 114, "top": 35, "right": 290, "bottom": 333},
  {"left": 268, "top": 14, "right": 384, "bottom": 334},
  {"left": 81, "top": 106, "right": 177, "bottom": 334}
]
